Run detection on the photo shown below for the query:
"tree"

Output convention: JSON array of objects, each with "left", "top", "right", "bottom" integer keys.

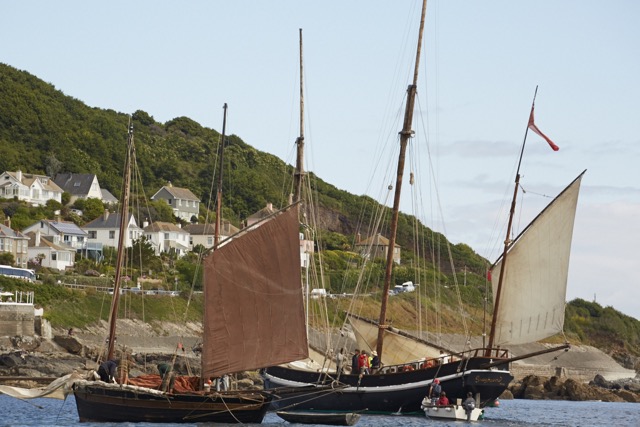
[
  {"left": 82, "top": 198, "right": 105, "bottom": 222},
  {"left": 0, "top": 252, "right": 15, "bottom": 266}
]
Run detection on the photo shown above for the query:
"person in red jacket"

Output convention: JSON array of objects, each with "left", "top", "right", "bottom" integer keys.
[
  {"left": 437, "top": 391, "right": 450, "bottom": 406},
  {"left": 358, "top": 351, "right": 370, "bottom": 374}
]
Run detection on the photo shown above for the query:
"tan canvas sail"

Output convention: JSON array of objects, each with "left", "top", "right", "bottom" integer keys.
[
  {"left": 491, "top": 172, "right": 584, "bottom": 346},
  {"left": 202, "top": 207, "right": 308, "bottom": 378},
  {"left": 349, "top": 316, "right": 442, "bottom": 365}
]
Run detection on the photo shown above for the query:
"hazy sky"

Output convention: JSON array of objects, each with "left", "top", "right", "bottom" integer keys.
[{"left": 3, "top": 1, "right": 639, "bottom": 319}]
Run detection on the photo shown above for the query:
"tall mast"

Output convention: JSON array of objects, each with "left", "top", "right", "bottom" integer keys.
[
  {"left": 293, "top": 28, "right": 305, "bottom": 204},
  {"left": 214, "top": 103, "right": 228, "bottom": 246},
  {"left": 107, "top": 121, "right": 134, "bottom": 360},
  {"left": 486, "top": 86, "right": 538, "bottom": 354},
  {"left": 376, "top": 0, "right": 428, "bottom": 360}
]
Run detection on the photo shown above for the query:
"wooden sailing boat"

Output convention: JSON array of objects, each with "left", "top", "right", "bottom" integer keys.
[
  {"left": 263, "top": 1, "right": 585, "bottom": 415},
  {"left": 72, "top": 109, "right": 309, "bottom": 423}
]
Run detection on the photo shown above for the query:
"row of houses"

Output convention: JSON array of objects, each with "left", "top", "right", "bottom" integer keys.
[
  {"left": 1, "top": 170, "right": 200, "bottom": 221},
  {"left": 1, "top": 169, "right": 401, "bottom": 272}
]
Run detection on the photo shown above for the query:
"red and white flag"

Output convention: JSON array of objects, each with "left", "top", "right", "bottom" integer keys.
[{"left": 528, "top": 106, "right": 559, "bottom": 151}]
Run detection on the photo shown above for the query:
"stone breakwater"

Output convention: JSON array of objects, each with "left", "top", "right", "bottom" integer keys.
[{"left": 503, "top": 373, "right": 640, "bottom": 403}]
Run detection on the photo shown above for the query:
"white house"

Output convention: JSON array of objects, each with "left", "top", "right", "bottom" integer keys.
[
  {"left": 150, "top": 183, "right": 200, "bottom": 222},
  {"left": 22, "top": 219, "right": 88, "bottom": 253},
  {"left": 184, "top": 220, "right": 240, "bottom": 249},
  {"left": 0, "top": 170, "right": 63, "bottom": 206},
  {"left": 82, "top": 211, "right": 143, "bottom": 260},
  {"left": 26, "top": 231, "right": 75, "bottom": 271},
  {"left": 143, "top": 221, "right": 190, "bottom": 257}
]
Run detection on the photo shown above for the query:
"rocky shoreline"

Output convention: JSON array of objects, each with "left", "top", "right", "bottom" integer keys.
[{"left": 1, "top": 320, "right": 639, "bottom": 403}]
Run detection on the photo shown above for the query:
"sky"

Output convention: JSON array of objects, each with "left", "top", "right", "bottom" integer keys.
[{"left": 2, "top": 1, "right": 639, "bottom": 319}]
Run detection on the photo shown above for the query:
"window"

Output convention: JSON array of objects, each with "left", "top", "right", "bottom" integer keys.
[
  {"left": 89, "top": 231, "right": 97, "bottom": 239},
  {"left": 52, "top": 252, "right": 57, "bottom": 261},
  {"left": 109, "top": 231, "right": 115, "bottom": 239},
  {"left": 207, "top": 236, "right": 213, "bottom": 246},
  {"left": 164, "top": 233, "right": 169, "bottom": 240}
]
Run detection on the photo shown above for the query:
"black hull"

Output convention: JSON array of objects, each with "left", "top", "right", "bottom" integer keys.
[
  {"left": 263, "top": 356, "right": 512, "bottom": 414},
  {"left": 73, "top": 381, "right": 270, "bottom": 423},
  {"left": 277, "top": 410, "right": 361, "bottom": 426}
]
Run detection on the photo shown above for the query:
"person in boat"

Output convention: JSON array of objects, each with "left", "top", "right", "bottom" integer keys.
[
  {"left": 370, "top": 351, "right": 380, "bottom": 374},
  {"left": 97, "top": 359, "right": 118, "bottom": 383},
  {"left": 358, "top": 350, "right": 370, "bottom": 374},
  {"left": 437, "top": 391, "right": 450, "bottom": 406},
  {"left": 428, "top": 378, "right": 442, "bottom": 405},
  {"left": 335, "top": 348, "right": 346, "bottom": 376},
  {"left": 351, "top": 349, "right": 360, "bottom": 374},
  {"left": 157, "top": 362, "right": 175, "bottom": 392},
  {"left": 463, "top": 392, "right": 476, "bottom": 415}
]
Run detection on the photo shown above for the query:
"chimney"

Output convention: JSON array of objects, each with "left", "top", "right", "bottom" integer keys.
[
  {"left": 267, "top": 202, "right": 273, "bottom": 211},
  {"left": 5, "top": 217, "right": 10, "bottom": 229},
  {"left": 288, "top": 193, "right": 293, "bottom": 205},
  {"left": 143, "top": 219, "right": 149, "bottom": 228},
  {"left": 167, "top": 181, "right": 172, "bottom": 187},
  {"left": 35, "top": 230, "right": 41, "bottom": 246},
  {"left": 103, "top": 210, "right": 109, "bottom": 221}
]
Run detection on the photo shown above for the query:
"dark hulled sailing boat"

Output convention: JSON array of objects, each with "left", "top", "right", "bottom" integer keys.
[
  {"left": 73, "top": 110, "right": 310, "bottom": 423},
  {"left": 263, "top": 1, "right": 585, "bottom": 414}
]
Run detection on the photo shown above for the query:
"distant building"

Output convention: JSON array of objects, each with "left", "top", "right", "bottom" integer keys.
[
  {"left": 246, "top": 202, "right": 277, "bottom": 228},
  {"left": 184, "top": 220, "right": 240, "bottom": 249},
  {"left": 82, "top": 211, "right": 143, "bottom": 261},
  {"left": 22, "top": 219, "right": 88, "bottom": 254},
  {"left": 0, "top": 219, "right": 29, "bottom": 268},
  {"left": 143, "top": 221, "right": 190, "bottom": 257},
  {"left": 0, "top": 170, "right": 63, "bottom": 206},
  {"left": 25, "top": 231, "right": 76, "bottom": 271},
  {"left": 355, "top": 233, "right": 401, "bottom": 264},
  {"left": 53, "top": 173, "right": 103, "bottom": 203},
  {"left": 150, "top": 183, "right": 200, "bottom": 222}
]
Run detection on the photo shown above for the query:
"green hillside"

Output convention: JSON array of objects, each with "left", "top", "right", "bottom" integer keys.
[{"left": 1, "top": 62, "right": 639, "bottom": 368}]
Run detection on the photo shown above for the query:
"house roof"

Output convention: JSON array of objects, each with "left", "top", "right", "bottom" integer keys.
[
  {"left": 3, "top": 171, "right": 63, "bottom": 192},
  {"left": 247, "top": 203, "right": 277, "bottom": 220},
  {"left": 53, "top": 173, "right": 96, "bottom": 196},
  {"left": 0, "top": 223, "right": 27, "bottom": 239},
  {"left": 32, "top": 219, "right": 88, "bottom": 236},
  {"left": 355, "top": 233, "right": 400, "bottom": 248},
  {"left": 152, "top": 185, "right": 200, "bottom": 202},
  {"left": 184, "top": 221, "right": 239, "bottom": 236},
  {"left": 83, "top": 212, "right": 138, "bottom": 229},
  {"left": 143, "top": 221, "right": 188, "bottom": 234},
  {"left": 101, "top": 189, "right": 118, "bottom": 203},
  {"left": 25, "top": 233, "right": 71, "bottom": 251}
]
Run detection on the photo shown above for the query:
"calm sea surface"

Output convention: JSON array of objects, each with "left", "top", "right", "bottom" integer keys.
[{"left": 2, "top": 395, "right": 640, "bottom": 427}]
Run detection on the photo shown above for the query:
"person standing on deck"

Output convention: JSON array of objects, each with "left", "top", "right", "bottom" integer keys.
[{"left": 351, "top": 349, "right": 360, "bottom": 374}]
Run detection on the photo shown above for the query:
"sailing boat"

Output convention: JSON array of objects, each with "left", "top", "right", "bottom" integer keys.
[
  {"left": 263, "top": 0, "right": 584, "bottom": 415},
  {"left": 72, "top": 109, "right": 310, "bottom": 423}
]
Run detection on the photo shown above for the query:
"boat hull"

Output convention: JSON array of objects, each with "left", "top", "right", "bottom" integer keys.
[
  {"left": 73, "top": 381, "right": 271, "bottom": 423},
  {"left": 263, "top": 357, "right": 512, "bottom": 414},
  {"left": 277, "top": 410, "right": 361, "bottom": 426}
]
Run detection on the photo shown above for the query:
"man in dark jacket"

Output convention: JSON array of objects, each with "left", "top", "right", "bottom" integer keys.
[{"left": 97, "top": 360, "right": 118, "bottom": 383}]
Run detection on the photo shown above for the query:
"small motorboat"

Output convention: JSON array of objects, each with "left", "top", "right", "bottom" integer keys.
[{"left": 421, "top": 397, "right": 483, "bottom": 422}]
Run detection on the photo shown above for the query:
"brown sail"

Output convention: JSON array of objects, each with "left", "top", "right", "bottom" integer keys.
[{"left": 202, "top": 207, "right": 308, "bottom": 379}]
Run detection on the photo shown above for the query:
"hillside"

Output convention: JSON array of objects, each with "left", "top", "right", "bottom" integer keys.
[
  {"left": 1, "top": 63, "right": 640, "bottom": 371},
  {"left": 0, "top": 63, "right": 484, "bottom": 271}
]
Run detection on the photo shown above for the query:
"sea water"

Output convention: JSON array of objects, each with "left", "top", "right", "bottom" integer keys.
[{"left": 2, "top": 395, "right": 639, "bottom": 426}]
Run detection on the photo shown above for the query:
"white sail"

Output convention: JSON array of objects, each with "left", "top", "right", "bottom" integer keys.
[
  {"left": 491, "top": 173, "right": 584, "bottom": 346},
  {"left": 349, "top": 316, "right": 442, "bottom": 365}
]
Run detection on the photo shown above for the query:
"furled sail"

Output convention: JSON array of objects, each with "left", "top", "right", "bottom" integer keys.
[
  {"left": 349, "top": 316, "right": 443, "bottom": 365},
  {"left": 202, "top": 207, "right": 308, "bottom": 378},
  {"left": 491, "top": 172, "right": 584, "bottom": 346}
]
